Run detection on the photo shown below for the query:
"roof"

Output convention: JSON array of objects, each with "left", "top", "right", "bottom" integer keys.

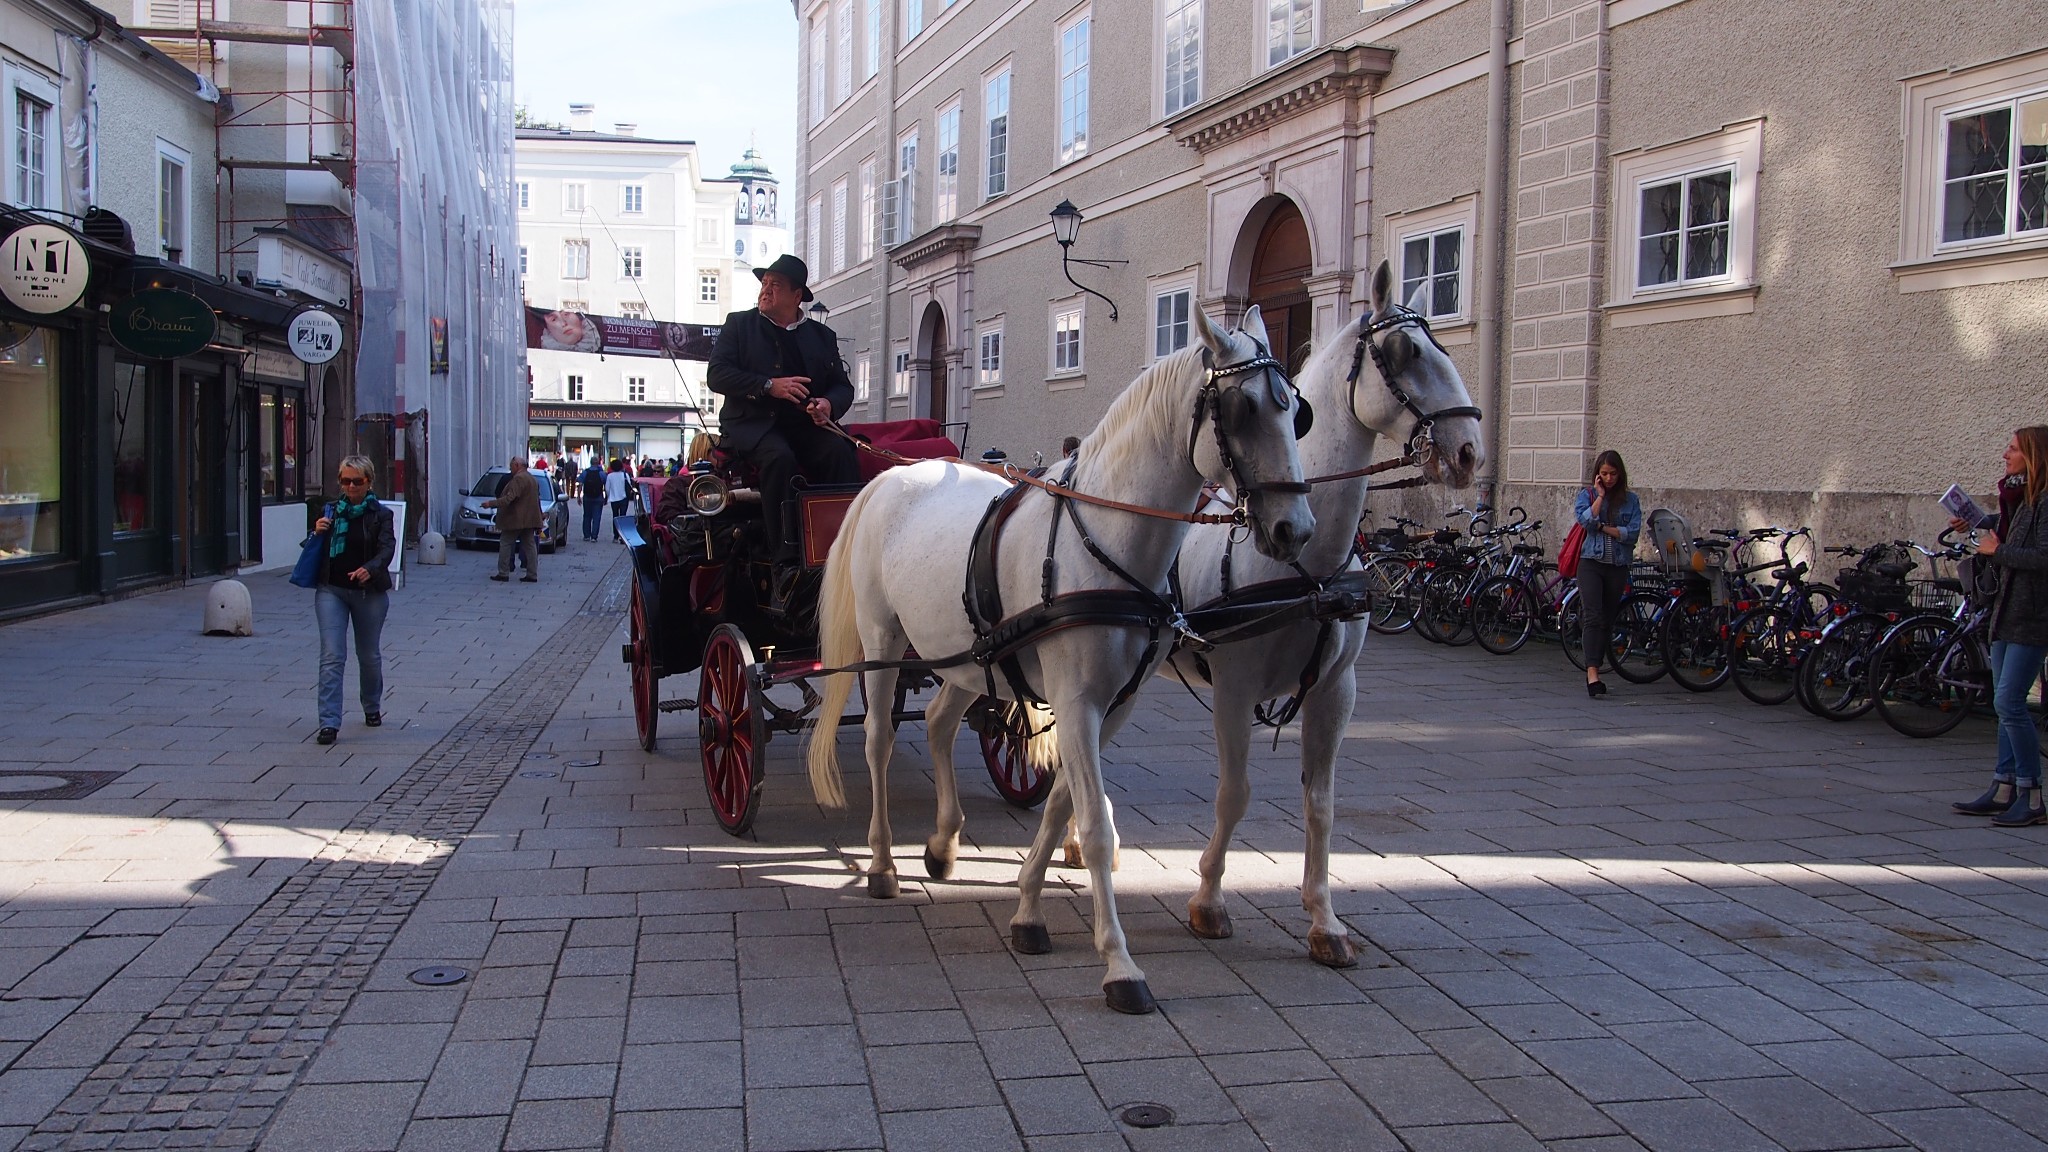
[{"left": 516, "top": 127, "right": 695, "bottom": 146}]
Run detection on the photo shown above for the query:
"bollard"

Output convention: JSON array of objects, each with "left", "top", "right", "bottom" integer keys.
[
  {"left": 417, "top": 531, "right": 447, "bottom": 565},
  {"left": 202, "top": 580, "right": 254, "bottom": 636}
]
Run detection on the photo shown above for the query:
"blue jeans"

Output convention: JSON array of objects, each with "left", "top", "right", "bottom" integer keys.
[
  {"left": 1990, "top": 640, "right": 2047, "bottom": 788},
  {"left": 316, "top": 584, "right": 388, "bottom": 729},
  {"left": 582, "top": 498, "right": 603, "bottom": 540}
]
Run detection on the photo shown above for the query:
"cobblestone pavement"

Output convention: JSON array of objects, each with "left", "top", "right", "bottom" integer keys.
[{"left": 5, "top": 539, "right": 2048, "bottom": 1151}]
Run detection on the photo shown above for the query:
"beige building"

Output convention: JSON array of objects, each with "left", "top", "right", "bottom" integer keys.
[{"left": 795, "top": 0, "right": 2048, "bottom": 545}]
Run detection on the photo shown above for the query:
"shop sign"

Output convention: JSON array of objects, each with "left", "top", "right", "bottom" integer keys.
[
  {"left": 254, "top": 233, "right": 350, "bottom": 307},
  {"left": 287, "top": 308, "right": 343, "bottom": 364},
  {"left": 0, "top": 224, "right": 88, "bottom": 315},
  {"left": 109, "top": 288, "right": 217, "bottom": 359}
]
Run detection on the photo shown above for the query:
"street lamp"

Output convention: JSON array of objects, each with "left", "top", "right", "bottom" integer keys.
[
  {"left": 1048, "top": 198, "right": 1125, "bottom": 322},
  {"left": 808, "top": 300, "right": 830, "bottom": 321}
]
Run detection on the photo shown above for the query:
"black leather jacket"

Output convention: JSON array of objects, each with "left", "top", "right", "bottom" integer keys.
[{"left": 1991, "top": 496, "right": 2048, "bottom": 646}]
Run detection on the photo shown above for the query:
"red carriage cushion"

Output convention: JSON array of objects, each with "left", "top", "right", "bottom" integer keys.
[{"left": 843, "top": 419, "right": 960, "bottom": 481}]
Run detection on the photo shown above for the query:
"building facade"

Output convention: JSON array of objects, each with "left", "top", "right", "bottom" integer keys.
[
  {"left": 517, "top": 111, "right": 790, "bottom": 465},
  {"left": 796, "top": 0, "right": 2048, "bottom": 546}
]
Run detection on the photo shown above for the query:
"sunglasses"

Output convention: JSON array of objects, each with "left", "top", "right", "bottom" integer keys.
[{"left": 337, "top": 477, "right": 369, "bottom": 487}]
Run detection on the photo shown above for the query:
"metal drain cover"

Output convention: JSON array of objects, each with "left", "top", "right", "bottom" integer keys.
[
  {"left": 408, "top": 966, "right": 469, "bottom": 986},
  {"left": 565, "top": 757, "right": 601, "bottom": 768},
  {"left": 518, "top": 771, "right": 559, "bottom": 779},
  {"left": 1119, "top": 1104, "right": 1174, "bottom": 1129},
  {"left": 526, "top": 752, "right": 558, "bottom": 760}
]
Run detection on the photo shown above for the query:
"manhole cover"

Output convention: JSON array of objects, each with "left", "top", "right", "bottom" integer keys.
[
  {"left": 0, "top": 775, "right": 70, "bottom": 794},
  {"left": 565, "top": 757, "right": 601, "bottom": 768},
  {"left": 1119, "top": 1104, "right": 1174, "bottom": 1129},
  {"left": 526, "top": 752, "right": 559, "bottom": 761},
  {"left": 518, "top": 771, "right": 559, "bottom": 779},
  {"left": 0, "top": 770, "right": 126, "bottom": 801},
  {"left": 409, "top": 966, "right": 469, "bottom": 986}
]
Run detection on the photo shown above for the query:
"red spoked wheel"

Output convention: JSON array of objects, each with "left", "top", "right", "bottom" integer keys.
[
  {"left": 698, "top": 624, "right": 766, "bottom": 835},
  {"left": 628, "top": 579, "right": 659, "bottom": 752},
  {"left": 980, "top": 703, "right": 1054, "bottom": 809}
]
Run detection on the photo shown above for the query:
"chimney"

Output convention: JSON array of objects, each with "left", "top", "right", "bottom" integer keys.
[
  {"left": 568, "top": 103, "right": 596, "bottom": 132},
  {"left": 614, "top": 123, "right": 637, "bottom": 137}
]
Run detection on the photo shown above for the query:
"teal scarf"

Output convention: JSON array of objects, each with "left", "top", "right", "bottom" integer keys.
[{"left": 328, "top": 492, "right": 379, "bottom": 559}]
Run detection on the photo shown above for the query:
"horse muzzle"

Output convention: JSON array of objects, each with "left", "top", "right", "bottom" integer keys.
[{"left": 1250, "top": 504, "right": 1314, "bottom": 563}]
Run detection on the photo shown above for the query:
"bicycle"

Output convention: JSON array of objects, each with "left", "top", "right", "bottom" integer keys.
[
  {"left": 1723, "top": 528, "right": 1839, "bottom": 705},
  {"left": 1660, "top": 527, "right": 1810, "bottom": 694},
  {"left": 1793, "top": 541, "right": 1927, "bottom": 720},
  {"left": 1868, "top": 533, "right": 1993, "bottom": 738}
]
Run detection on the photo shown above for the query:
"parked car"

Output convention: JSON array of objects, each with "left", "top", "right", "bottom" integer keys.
[{"left": 452, "top": 468, "right": 570, "bottom": 553}]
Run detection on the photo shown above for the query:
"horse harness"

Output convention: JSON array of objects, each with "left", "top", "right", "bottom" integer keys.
[{"left": 1345, "top": 304, "right": 1484, "bottom": 467}]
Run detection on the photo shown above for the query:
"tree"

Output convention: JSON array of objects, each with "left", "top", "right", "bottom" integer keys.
[{"left": 514, "top": 105, "right": 564, "bottom": 131}]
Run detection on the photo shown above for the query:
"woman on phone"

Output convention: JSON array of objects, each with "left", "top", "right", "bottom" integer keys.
[
  {"left": 312, "top": 456, "right": 396, "bottom": 745},
  {"left": 1952, "top": 427, "right": 2048, "bottom": 826},
  {"left": 1573, "top": 450, "right": 1642, "bottom": 697}
]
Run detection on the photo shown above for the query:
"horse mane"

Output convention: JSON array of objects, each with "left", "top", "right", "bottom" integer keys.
[{"left": 1071, "top": 342, "right": 1213, "bottom": 490}]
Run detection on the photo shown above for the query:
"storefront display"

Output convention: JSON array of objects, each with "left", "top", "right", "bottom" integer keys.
[
  {"left": 111, "top": 361, "right": 153, "bottom": 534},
  {"left": 0, "top": 328, "right": 60, "bottom": 563}
]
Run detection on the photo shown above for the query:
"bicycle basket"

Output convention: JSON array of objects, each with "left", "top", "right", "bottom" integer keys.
[{"left": 1837, "top": 567, "right": 1912, "bottom": 612}]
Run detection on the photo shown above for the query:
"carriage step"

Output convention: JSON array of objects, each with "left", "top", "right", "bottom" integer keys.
[{"left": 658, "top": 698, "right": 698, "bottom": 713}]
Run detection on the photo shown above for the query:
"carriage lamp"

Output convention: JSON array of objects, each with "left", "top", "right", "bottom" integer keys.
[
  {"left": 1048, "top": 199, "right": 1126, "bottom": 322},
  {"left": 687, "top": 473, "right": 730, "bottom": 515}
]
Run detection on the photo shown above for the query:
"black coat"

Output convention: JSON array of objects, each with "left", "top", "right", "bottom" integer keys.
[
  {"left": 706, "top": 308, "right": 853, "bottom": 452},
  {"left": 1991, "top": 496, "right": 2048, "bottom": 646},
  {"left": 323, "top": 501, "right": 396, "bottom": 593}
]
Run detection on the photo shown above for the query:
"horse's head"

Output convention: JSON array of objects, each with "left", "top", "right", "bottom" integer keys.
[
  {"left": 1332, "top": 259, "right": 1484, "bottom": 489},
  {"left": 1189, "top": 306, "right": 1315, "bottom": 562}
]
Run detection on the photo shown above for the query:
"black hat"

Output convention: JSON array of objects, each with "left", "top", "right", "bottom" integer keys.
[{"left": 752, "top": 254, "right": 814, "bottom": 302}]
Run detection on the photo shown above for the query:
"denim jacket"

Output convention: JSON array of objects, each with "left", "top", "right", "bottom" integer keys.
[{"left": 1573, "top": 487, "right": 1641, "bottom": 568}]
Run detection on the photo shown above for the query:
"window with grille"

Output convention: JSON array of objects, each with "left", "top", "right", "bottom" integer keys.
[
  {"left": 1163, "top": 0, "right": 1200, "bottom": 116},
  {"left": 562, "top": 241, "right": 589, "bottom": 279},
  {"left": 1400, "top": 226, "right": 1465, "bottom": 317},
  {"left": 699, "top": 272, "right": 720, "bottom": 304},
  {"left": 622, "top": 184, "right": 644, "bottom": 214},
  {"left": 1058, "top": 14, "right": 1090, "bottom": 164},
  {"left": 626, "top": 377, "right": 647, "bottom": 403},
  {"left": 1943, "top": 97, "right": 2048, "bottom": 245},
  {"left": 985, "top": 70, "right": 1010, "bottom": 198},
  {"left": 621, "top": 247, "right": 644, "bottom": 279},
  {"left": 1636, "top": 172, "right": 1731, "bottom": 289},
  {"left": 1267, "top": 0, "right": 1313, "bottom": 68}
]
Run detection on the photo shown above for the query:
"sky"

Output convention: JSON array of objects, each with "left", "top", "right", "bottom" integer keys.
[{"left": 513, "top": 0, "right": 799, "bottom": 196}]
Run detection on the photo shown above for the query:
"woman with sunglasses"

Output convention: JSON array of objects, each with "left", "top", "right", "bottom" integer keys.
[{"left": 311, "top": 455, "right": 396, "bottom": 745}]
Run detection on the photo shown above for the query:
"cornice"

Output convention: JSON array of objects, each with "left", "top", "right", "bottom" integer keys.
[
  {"left": 890, "top": 223, "right": 982, "bottom": 271},
  {"left": 1167, "top": 44, "right": 1397, "bottom": 154}
]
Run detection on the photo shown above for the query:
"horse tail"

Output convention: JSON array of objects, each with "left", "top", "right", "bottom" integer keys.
[
  {"left": 1021, "top": 701, "right": 1060, "bottom": 775},
  {"left": 804, "top": 483, "right": 876, "bottom": 810}
]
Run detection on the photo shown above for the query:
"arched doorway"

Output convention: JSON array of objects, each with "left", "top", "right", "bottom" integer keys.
[
  {"left": 915, "top": 301, "right": 949, "bottom": 424},
  {"left": 1248, "top": 201, "right": 1314, "bottom": 376}
]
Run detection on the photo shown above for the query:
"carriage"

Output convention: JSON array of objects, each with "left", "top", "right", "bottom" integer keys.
[{"left": 618, "top": 418, "right": 1052, "bottom": 835}]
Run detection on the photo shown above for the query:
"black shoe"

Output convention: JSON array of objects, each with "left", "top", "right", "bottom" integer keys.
[
  {"left": 490, "top": 573, "right": 509, "bottom": 582},
  {"left": 364, "top": 712, "right": 382, "bottom": 728},
  {"left": 521, "top": 576, "right": 538, "bottom": 583},
  {"left": 1954, "top": 782, "right": 2013, "bottom": 815},
  {"left": 316, "top": 727, "right": 338, "bottom": 745},
  {"left": 1992, "top": 788, "right": 2046, "bottom": 827},
  {"left": 1587, "top": 680, "right": 1607, "bottom": 698}
]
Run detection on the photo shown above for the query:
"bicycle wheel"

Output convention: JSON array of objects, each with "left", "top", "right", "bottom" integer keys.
[
  {"left": 1472, "top": 575, "right": 1536, "bottom": 655},
  {"left": 1362, "top": 557, "right": 1419, "bottom": 635},
  {"left": 1871, "top": 617, "right": 1987, "bottom": 738},
  {"left": 1611, "top": 592, "right": 1670, "bottom": 684},
  {"left": 1729, "top": 605, "right": 1799, "bottom": 706},
  {"left": 1799, "top": 613, "right": 1887, "bottom": 721},
  {"left": 1662, "top": 590, "right": 1732, "bottom": 693},
  {"left": 1559, "top": 587, "right": 1588, "bottom": 670},
  {"left": 1422, "top": 567, "right": 1478, "bottom": 647}
]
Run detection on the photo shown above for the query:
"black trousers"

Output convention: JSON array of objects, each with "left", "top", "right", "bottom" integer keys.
[
  {"left": 1576, "top": 557, "right": 1628, "bottom": 669},
  {"left": 746, "top": 421, "right": 859, "bottom": 553}
]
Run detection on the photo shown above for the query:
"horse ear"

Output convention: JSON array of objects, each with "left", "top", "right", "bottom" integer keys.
[
  {"left": 1238, "top": 304, "right": 1271, "bottom": 350},
  {"left": 1195, "top": 305, "right": 1233, "bottom": 358},
  {"left": 1369, "top": 260, "right": 1394, "bottom": 315},
  {"left": 1404, "top": 279, "right": 1429, "bottom": 316}
]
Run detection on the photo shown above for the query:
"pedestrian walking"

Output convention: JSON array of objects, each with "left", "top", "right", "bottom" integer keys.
[
  {"left": 605, "top": 458, "right": 633, "bottom": 541},
  {"left": 1952, "top": 426, "right": 2048, "bottom": 827},
  {"left": 579, "top": 459, "right": 606, "bottom": 541},
  {"left": 312, "top": 455, "right": 395, "bottom": 745},
  {"left": 556, "top": 454, "right": 575, "bottom": 499},
  {"left": 485, "top": 454, "right": 542, "bottom": 582},
  {"left": 1572, "top": 450, "right": 1641, "bottom": 697}
]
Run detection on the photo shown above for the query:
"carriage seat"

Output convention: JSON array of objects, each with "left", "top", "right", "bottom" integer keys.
[{"left": 843, "top": 418, "right": 960, "bottom": 481}]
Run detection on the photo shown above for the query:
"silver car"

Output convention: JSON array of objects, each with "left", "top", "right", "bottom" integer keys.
[{"left": 452, "top": 468, "right": 571, "bottom": 553}]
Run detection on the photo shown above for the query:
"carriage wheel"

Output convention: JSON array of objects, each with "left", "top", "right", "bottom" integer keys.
[
  {"left": 629, "top": 580, "right": 659, "bottom": 752},
  {"left": 699, "top": 624, "right": 766, "bottom": 835},
  {"left": 980, "top": 707, "right": 1054, "bottom": 809}
]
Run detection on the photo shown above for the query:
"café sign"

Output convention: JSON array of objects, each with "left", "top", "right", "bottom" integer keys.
[
  {"left": 254, "top": 233, "right": 350, "bottom": 308},
  {"left": 109, "top": 288, "right": 217, "bottom": 359},
  {"left": 0, "top": 223, "right": 88, "bottom": 315}
]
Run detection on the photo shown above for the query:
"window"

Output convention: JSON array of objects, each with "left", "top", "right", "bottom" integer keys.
[
  {"left": 1152, "top": 288, "right": 1191, "bottom": 358},
  {"left": 698, "top": 217, "right": 719, "bottom": 246},
  {"left": 699, "top": 271, "right": 720, "bottom": 303},
  {"left": 0, "top": 327, "right": 61, "bottom": 560},
  {"left": 518, "top": 245, "right": 528, "bottom": 276},
  {"left": 622, "top": 183, "right": 644, "bottom": 214},
  {"left": 831, "top": 177, "right": 850, "bottom": 273},
  {"left": 1267, "top": 0, "right": 1313, "bottom": 68},
  {"left": 935, "top": 101, "right": 961, "bottom": 222},
  {"left": 621, "top": 246, "right": 644, "bottom": 279},
  {"left": 978, "top": 324, "right": 1003, "bottom": 387},
  {"left": 560, "top": 298, "right": 588, "bottom": 313},
  {"left": 864, "top": 0, "right": 881, "bottom": 78},
  {"left": 985, "top": 69, "right": 1010, "bottom": 198},
  {"left": 835, "top": 0, "right": 854, "bottom": 103},
  {"left": 1052, "top": 302, "right": 1083, "bottom": 374},
  {"left": 806, "top": 195, "right": 822, "bottom": 272},
  {"left": 562, "top": 240, "right": 590, "bottom": 279},
  {"left": 885, "top": 129, "right": 917, "bottom": 245},
  {"left": 858, "top": 156, "right": 877, "bottom": 259},
  {"left": 563, "top": 181, "right": 587, "bottom": 213},
  {"left": 567, "top": 374, "right": 585, "bottom": 401},
  {"left": 810, "top": 17, "right": 828, "bottom": 123},
  {"left": 1400, "top": 226, "right": 1464, "bottom": 318},
  {"left": 111, "top": 361, "right": 155, "bottom": 531},
  {"left": 1163, "top": 0, "right": 1201, "bottom": 116},
  {"left": 621, "top": 301, "right": 649, "bottom": 320},
  {"left": 12, "top": 88, "right": 50, "bottom": 209},
  {"left": 891, "top": 346, "right": 911, "bottom": 395},
  {"left": 1058, "top": 13, "right": 1090, "bottom": 164},
  {"left": 157, "top": 142, "right": 189, "bottom": 264},
  {"left": 905, "top": 0, "right": 923, "bottom": 41},
  {"left": 251, "top": 383, "right": 305, "bottom": 505},
  {"left": 517, "top": 180, "right": 530, "bottom": 211},
  {"left": 1608, "top": 121, "right": 1760, "bottom": 315},
  {"left": 1942, "top": 96, "right": 2047, "bottom": 245},
  {"left": 855, "top": 355, "right": 873, "bottom": 402},
  {"left": 627, "top": 376, "right": 647, "bottom": 403}
]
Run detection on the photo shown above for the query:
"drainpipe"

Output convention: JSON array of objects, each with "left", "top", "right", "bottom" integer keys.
[
  {"left": 1474, "top": 0, "right": 1511, "bottom": 507},
  {"left": 875, "top": 10, "right": 900, "bottom": 420}
]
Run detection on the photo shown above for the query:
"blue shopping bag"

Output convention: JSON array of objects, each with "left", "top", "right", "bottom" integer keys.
[{"left": 289, "top": 504, "right": 332, "bottom": 589}]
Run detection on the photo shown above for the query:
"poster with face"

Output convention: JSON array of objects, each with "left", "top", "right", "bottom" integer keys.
[{"left": 523, "top": 306, "right": 716, "bottom": 361}]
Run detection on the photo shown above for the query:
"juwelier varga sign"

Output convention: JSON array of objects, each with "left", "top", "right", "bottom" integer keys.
[{"left": 109, "top": 289, "right": 218, "bottom": 359}]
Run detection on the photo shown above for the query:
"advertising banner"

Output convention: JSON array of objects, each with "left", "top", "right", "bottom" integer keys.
[{"left": 524, "top": 305, "right": 717, "bottom": 361}]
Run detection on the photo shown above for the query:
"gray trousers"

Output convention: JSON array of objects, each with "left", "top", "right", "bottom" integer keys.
[
  {"left": 1576, "top": 557, "right": 1628, "bottom": 668},
  {"left": 497, "top": 528, "right": 538, "bottom": 577}
]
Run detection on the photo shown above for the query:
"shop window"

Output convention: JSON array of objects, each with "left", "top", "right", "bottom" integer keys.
[
  {"left": 112, "top": 361, "right": 154, "bottom": 533},
  {"left": 280, "top": 391, "right": 301, "bottom": 498},
  {"left": 259, "top": 389, "right": 278, "bottom": 501},
  {"left": 0, "top": 327, "right": 61, "bottom": 561}
]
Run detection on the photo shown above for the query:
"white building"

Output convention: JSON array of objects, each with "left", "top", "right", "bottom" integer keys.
[{"left": 518, "top": 107, "right": 789, "bottom": 465}]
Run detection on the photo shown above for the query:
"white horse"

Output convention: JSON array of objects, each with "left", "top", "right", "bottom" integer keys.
[
  {"left": 805, "top": 308, "right": 1315, "bottom": 1015},
  {"left": 1166, "top": 259, "right": 1484, "bottom": 967}
]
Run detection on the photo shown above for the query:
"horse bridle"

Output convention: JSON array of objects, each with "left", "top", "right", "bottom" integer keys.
[
  {"left": 1346, "top": 304, "right": 1484, "bottom": 459},
  {"left": 1187, "top": 342, "right": 1314, "bottom": 524}
]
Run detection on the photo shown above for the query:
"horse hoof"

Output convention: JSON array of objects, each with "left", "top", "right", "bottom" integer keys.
[
  {"left": 1187, "top": 905, "right": 1233, "bottom": 940},
  {"left": 867, "top": 873, "right": 900, "bottom": 900},
  {"left": 1010, "top": 923, "right": 1052, "bottom": 954},
  {"left": 1104, "top": 978, "right": 1157, "bottom": 1015},
  {"left": 1060, "top": 842, "right": 1084, "bottom": 870},
  {"left": 923, "top": 846, "right": 953, "bottom": 880},
  {"left": 1308, "top": 929, "right": 1358, "bottom": 969}
]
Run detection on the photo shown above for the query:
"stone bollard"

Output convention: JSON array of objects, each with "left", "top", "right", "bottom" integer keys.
[
  {"left": 417, "top": 531, "right": 447, "bottom": 565},
  {"left": 202, "top": 580, "right": 254, "bottom": 636}
]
